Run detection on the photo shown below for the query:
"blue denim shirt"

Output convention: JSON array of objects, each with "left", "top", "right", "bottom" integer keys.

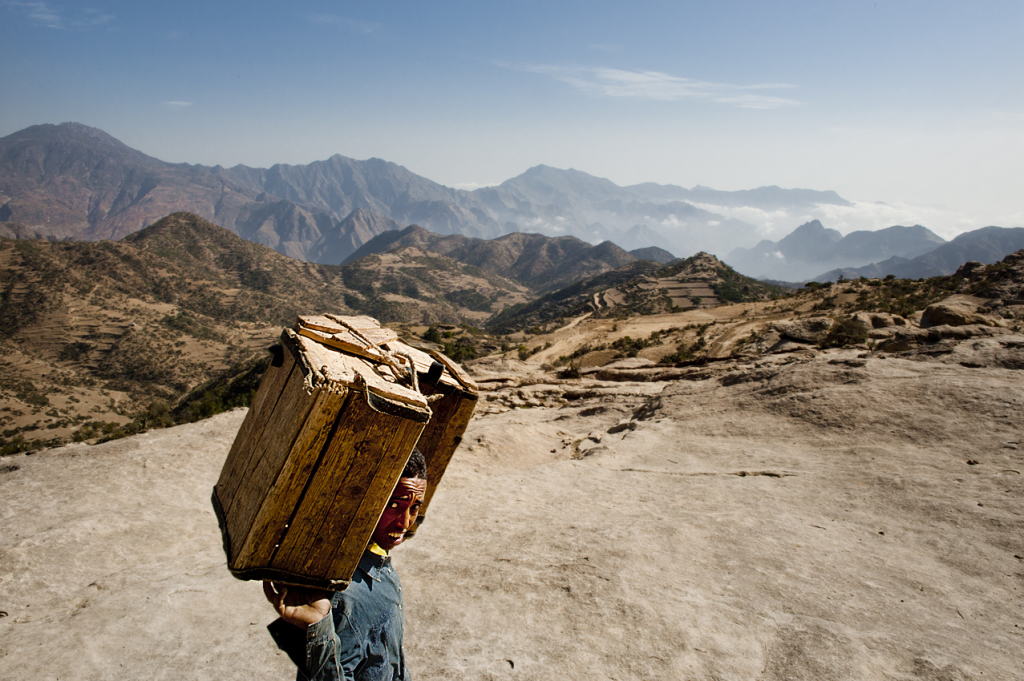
[{"left": 299, "top": 550, "right": 410, "bottom": 681}]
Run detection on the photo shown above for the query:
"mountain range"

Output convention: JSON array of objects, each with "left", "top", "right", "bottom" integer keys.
[
  {"left": 4, "top": 122, "right": 1022, "bottom": 285},
  {"left": 812, "top": 225, "right": 1024, "bottom": 282},
  {"left": 726, "top": 220, "right": 948, "bottom": 281},
  {"left": 2, "top": 122, "right": 851, "bottom": 263},
  {"left": 343, "top": 224, "right": 649, "bottom": 293}
]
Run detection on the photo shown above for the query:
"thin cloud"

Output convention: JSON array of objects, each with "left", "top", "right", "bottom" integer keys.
[
  {"left": 161, "top": 101, "right": 193, "bottom": 108},
  {"left": 73, "top": 7, "right": 113, "bottom": 28},
  {"left": 688, "top": 199, "right": 986, "bottom": 240},
  {"left": 308, "top": 13, "right": 377, "bottom": 33},
  {"left": 5, "top": 0, "right": 62, "bottom": 28},
  {"left": 505, "top": 63, "right": 801, "bottom": 109},
  {"left": 4, "top": 1, "right": 114, "bottom": 29}
]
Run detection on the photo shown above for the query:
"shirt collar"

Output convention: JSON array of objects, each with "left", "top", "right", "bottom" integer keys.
[{"left": 358, "top": 547, "right": 391, "bottom": 578}]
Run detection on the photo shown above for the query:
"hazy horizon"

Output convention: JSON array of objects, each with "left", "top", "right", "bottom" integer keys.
[{"left": 1, "top": 0, "right": 1022, "bottom": 240}]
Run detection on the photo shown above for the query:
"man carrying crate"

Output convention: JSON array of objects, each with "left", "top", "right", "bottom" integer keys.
[{"left": 263, "top": 448, "right": 427, "bottom": 681}]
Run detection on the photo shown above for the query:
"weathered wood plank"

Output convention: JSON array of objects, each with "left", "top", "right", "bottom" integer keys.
[
  {"left": 297, "top": 326, "right": 387, "bottom": 365},
  {"left": 319, "top": 421, "right": 424, "bottom": 580},
  {"left": 225, "top": 365, "right": 317, "bottom": 562},
  {"left": 426, "top": 347, "right": 478, "bottom": 393},
  {"left": 386, "top": 340, "right": 465, "bottom": 392},
  {"left": 270, "top": 392, "right": 424, "bottom": 580},
  {"left": 267, "top": 390, "right": 374, "bottom": 572},
  {"left": 215, "top": 348, "right": 297, "bottom": 510},
  {"left": 324, "top": 314, "right": 399, "bottom": 345},
  {"left": 415, "top": 389, "right": 476, "bottom": 520},
  {"left": 233, "top": 387, "right": 349, "bottom": 569},
  {"left": 296, "top": 333, "right": 429, "bottom": 410}
]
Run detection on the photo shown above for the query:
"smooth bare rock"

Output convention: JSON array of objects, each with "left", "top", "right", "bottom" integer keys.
[
  {"left": 875, "top": 328, "right": 929, "bottom": 352},
  {"left": 921, "top": 296, "right": 1007, "bottom": 328},
  {"left": 925, "top": 323, "right": 1010, "bottom": 341},
  {"left": 851, "top": 312, "right": 908, "bottom": 339},
  {"left": 768, "top": 338, "right": 820, "bottom": 354},
  {"left": 934, "top": 334, "right": 1024, "bottom": 369},
  {"left": 2, "top": 347, "right": 1023, "bottom": 680},
  {"left": 773, "top": 317, "right": 834, "bottom": 343},
  {"left": 0, "top": 411, "right": 294, "bottom": 680}
]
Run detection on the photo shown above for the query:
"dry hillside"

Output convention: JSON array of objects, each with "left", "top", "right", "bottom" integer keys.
[{"left": 0, "top": 213, "right": 523, "bottom": 453}]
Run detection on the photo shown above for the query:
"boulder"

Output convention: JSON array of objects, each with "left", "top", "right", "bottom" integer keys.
[
  {"left": 772, "top": 317, "right": 834, "bottom": 343},
  {"left": 849, "top": 313, "right": 901, "bottom": 339},
  {"left": 853, "top": 311, "right": 906, "bottom": 329},
  {"left": 925, "top": 324, "right": 1009, "bottom": 341},
  {"left": 875, "top": 328, "right": 929, "bottom": 353},
  {"left": 921, "top": 301, "right": 1007, "bottom": 329},
  {"left": 954, "top": 260, "right": 986, "bottom": 276}
]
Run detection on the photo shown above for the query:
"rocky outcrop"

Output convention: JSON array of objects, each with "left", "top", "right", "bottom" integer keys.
[
  {"left": 921, "top": 297, "right": 1006, "bottom": 328},
  {"left": 772, "top": 317, "right": 834, "bottom": 343}
]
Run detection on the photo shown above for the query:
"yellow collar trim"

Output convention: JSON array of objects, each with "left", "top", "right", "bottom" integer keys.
[{"left": 367, "top": 542, "right": 388, "bottom": 557}]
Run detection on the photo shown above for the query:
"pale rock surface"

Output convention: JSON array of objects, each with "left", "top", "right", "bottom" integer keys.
[
  {"left": 921, "top": 296, "right": 1007, "bottom": 329},
  {"left": 2, "top": 344, "right": 1023, "bottom": 680},
  {"left": 772, "top": 317, "right": 834, "bottom": 343}
]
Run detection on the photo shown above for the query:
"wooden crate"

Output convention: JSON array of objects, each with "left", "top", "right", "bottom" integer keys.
[
  {"left": 292, "top": 315, "right": 478, "bottom": 537},
  {"left": 212, "top": 321, "right": 434, "bottom": 590},
  {"left": 294, "top": 315, "right": 479, "bottom": 538}
]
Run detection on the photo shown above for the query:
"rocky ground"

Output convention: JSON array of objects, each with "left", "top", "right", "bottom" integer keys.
[{"left": 2, "top": 305, "right": 1022, "bottom": 679}]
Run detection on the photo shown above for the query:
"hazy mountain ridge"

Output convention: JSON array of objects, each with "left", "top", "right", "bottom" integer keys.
[
  {"left": 813, "top": 226, "right": 1024, "bottom": 282},
  {"left": 0, "top": 123, "right": 256, "bottom": 241},
  {"left": 343, "top": 224, "right": 638, "bottom": 293},
  {"left": 2, "top": 123, "right": 864, "bottom": 265},
  {"left": 470, "top": 165, "right": 763, "bottom": 255},
  {"left": 624, "top": 182, "right": 851, "bottom": 209},
  {"left": 629, "top": 246, "right": 677, "bottom": 264},
  {"left": 727, "top": 220, "right": 948, "bottom": 281}
]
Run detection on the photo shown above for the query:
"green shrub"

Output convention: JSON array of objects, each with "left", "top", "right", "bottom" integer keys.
[
  {"left": 560, "top": 359, "right": 582, "bottom": 379},
  {"left": 819, "top": 316, "right": 869, "bottom": 348}
]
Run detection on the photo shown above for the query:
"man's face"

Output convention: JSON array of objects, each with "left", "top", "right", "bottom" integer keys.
[{"left": 372, "top": 476, "right": 426, "bottom": 552}]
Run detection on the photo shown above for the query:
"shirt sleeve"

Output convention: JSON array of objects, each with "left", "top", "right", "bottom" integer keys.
[{"left": 302, "top": 606, "right": 366, "bottom": 681}]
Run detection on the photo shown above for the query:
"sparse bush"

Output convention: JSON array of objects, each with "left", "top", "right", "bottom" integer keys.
[
  {"left": 560, "top": 359, "right": 582, "bottom": 379},
  {"left": 444, "top": 340, "right": 477, "bottom": 362},
  {"left": 58, "top": 341, "right": 93, "bottom": 361},
  {"left": 611, "top": 331, "right": 663, "bottom": 358},
  {"left": 819, "top": 316, "right": 869, "bottom": 348}
]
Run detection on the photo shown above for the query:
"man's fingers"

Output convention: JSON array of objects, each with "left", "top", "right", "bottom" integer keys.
[
  {"left": 262, "top": 580, "right": 276, "bottom": 604},
  {"left": 262, "top": 580, "right": 288, "bottom": 613}
]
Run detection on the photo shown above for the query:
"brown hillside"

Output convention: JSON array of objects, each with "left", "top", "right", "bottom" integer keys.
[
  {"left": 346, "top": 225, "right": 638, "bottom": 293},
  {"left": 0, "top": 212, "right": 525, "bottom": 452}
]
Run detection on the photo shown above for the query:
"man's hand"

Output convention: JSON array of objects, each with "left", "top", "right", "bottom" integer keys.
[{"left": 263, "top": 581, "right": 332, "bottom": 629}]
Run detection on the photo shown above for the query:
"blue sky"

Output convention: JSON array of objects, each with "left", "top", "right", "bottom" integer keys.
[{"left": 1, "top": 0, "right": 1022, "bottom": 237}]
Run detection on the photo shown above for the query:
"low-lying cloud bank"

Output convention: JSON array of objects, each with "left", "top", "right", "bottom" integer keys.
[{"left": 692, "top": 200, "right": 1024, "bottom": 242}]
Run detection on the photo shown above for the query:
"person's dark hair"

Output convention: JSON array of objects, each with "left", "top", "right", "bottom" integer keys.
[{"left": 402, "top": 446, "right": 427, "bottom": 480}]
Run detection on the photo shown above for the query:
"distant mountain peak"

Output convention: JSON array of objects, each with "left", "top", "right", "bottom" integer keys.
[{"left": 783, "top": 220, "right": 842, "bottom": 242}]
